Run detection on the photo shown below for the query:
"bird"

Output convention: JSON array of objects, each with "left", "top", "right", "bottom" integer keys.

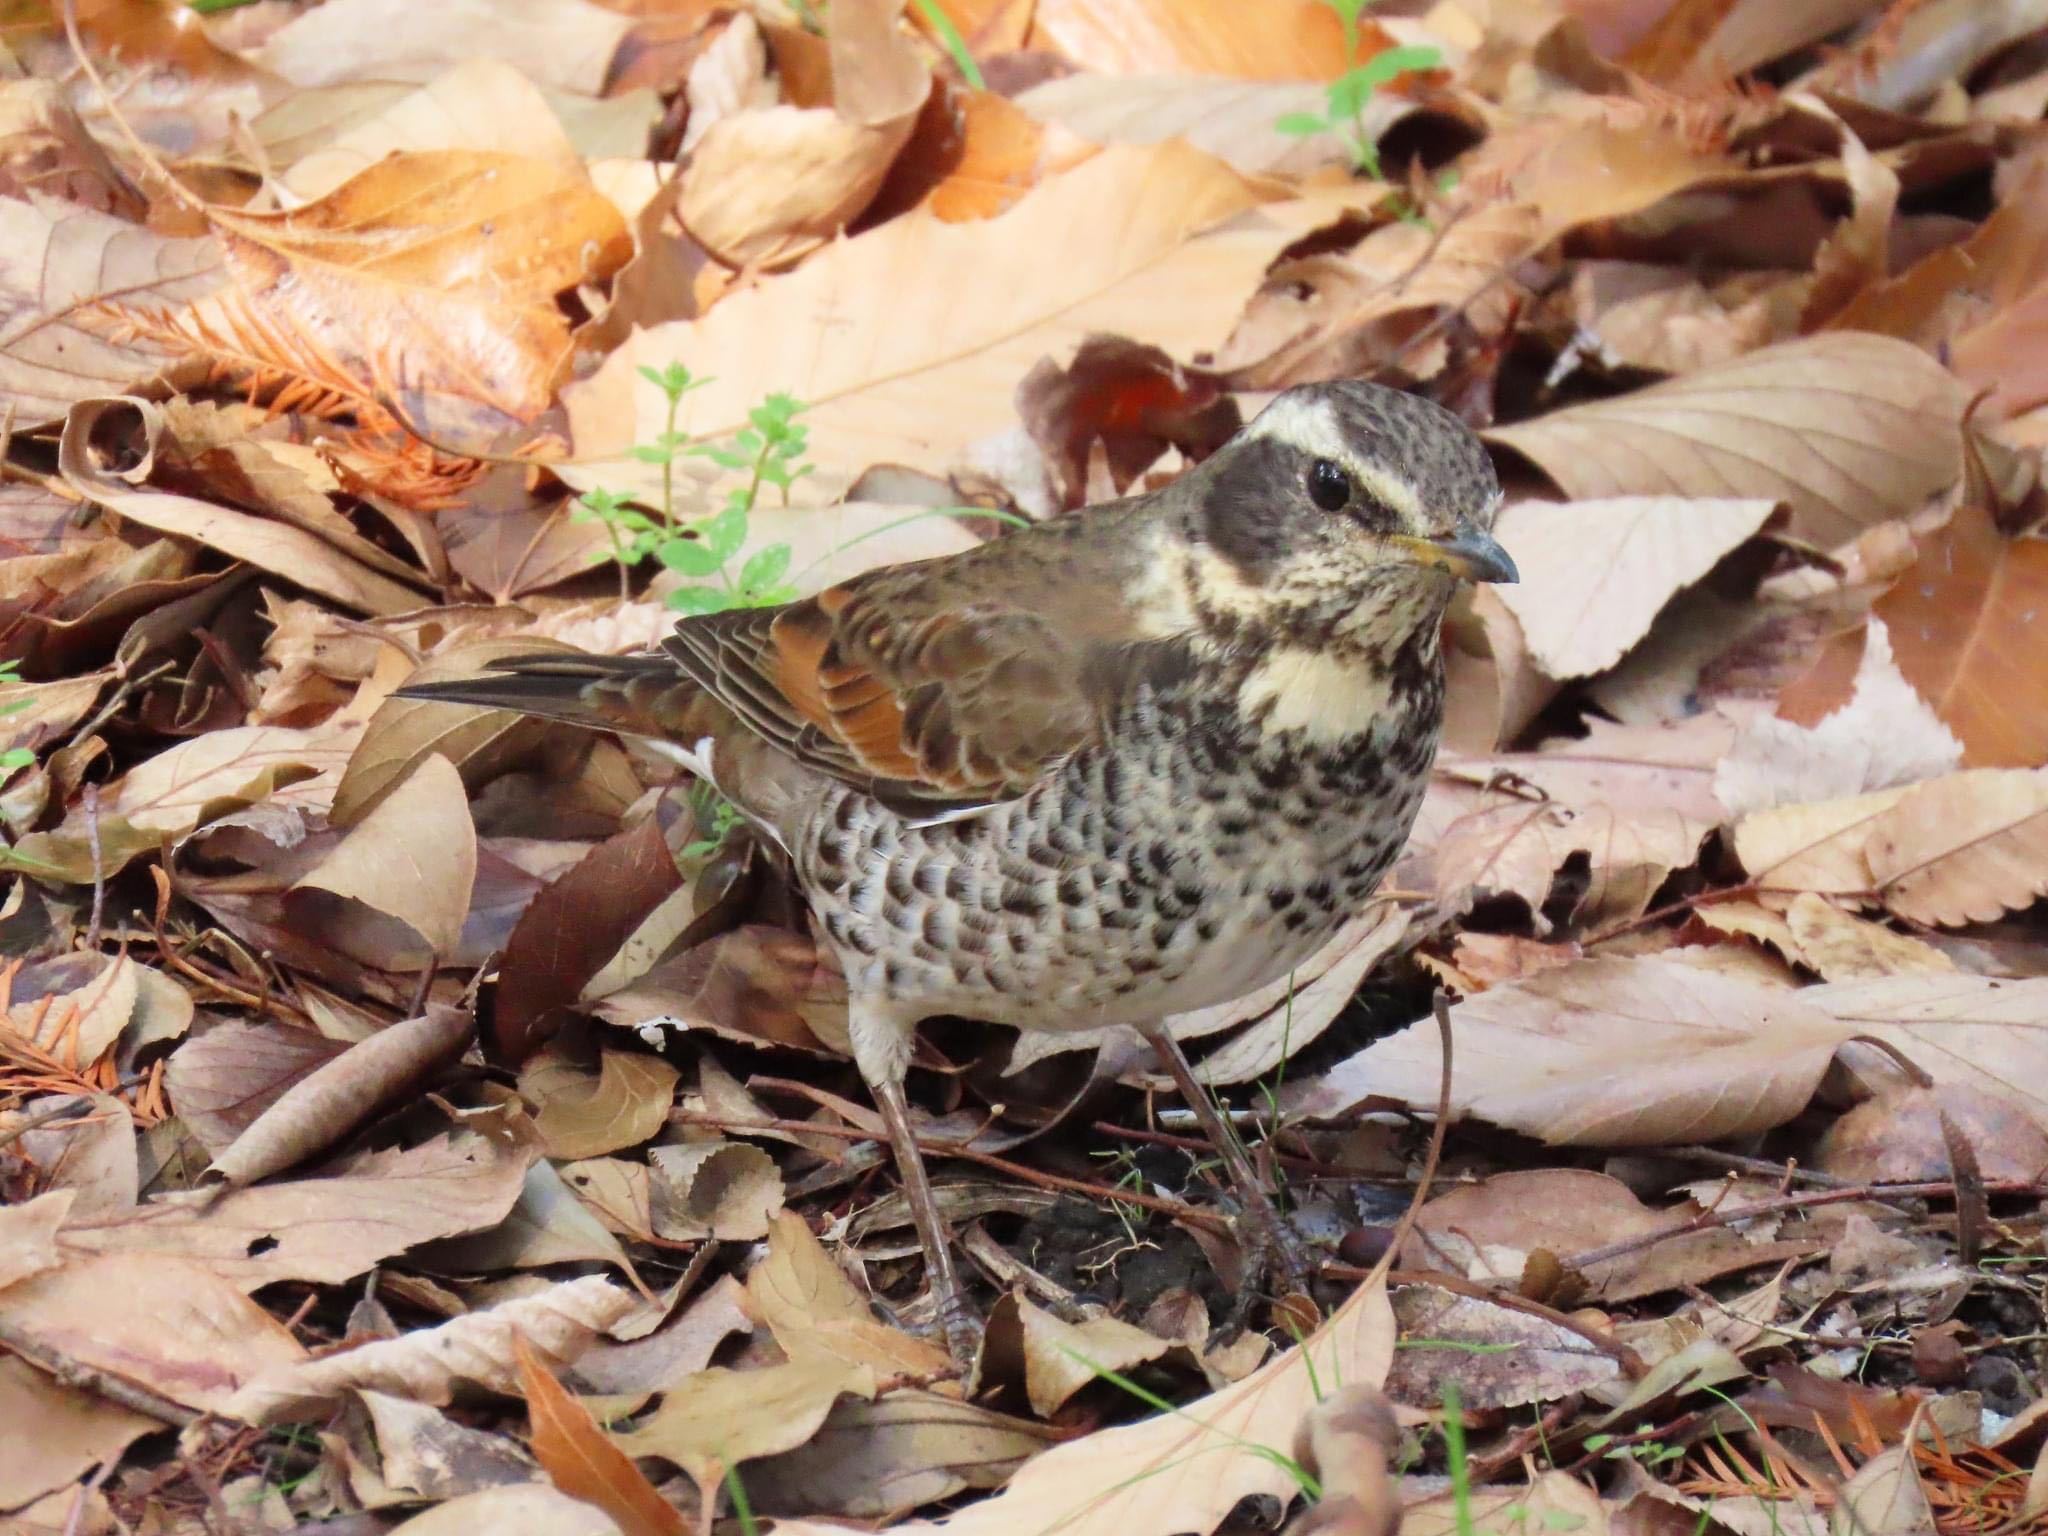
[{"left": 399, "top": 379, "right": 1515, "bottom": 1361}]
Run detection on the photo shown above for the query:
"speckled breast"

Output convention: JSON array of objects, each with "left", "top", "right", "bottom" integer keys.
[{"left": 795, "top": 664, "right": 1443, "bottom": 1032}]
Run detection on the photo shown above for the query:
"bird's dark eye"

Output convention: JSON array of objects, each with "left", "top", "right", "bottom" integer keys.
[{"left": 1307, "top": 458, "right": 1351, "bottom": 512}]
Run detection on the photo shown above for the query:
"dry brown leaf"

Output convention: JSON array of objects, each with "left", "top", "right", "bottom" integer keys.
[
  {"left": 647, "top": 1142, "right": 784, "bottom": 1240},
  {"left": 4, "top": 954, "right": 142, "bottom": 1066},
  {"left": 744, "top": 1390, "right": 1054, "bottom": 1520},
  {"left": 1816, "top": 1084, "right": 2048, "bottom": 1184},
  {"left": 10, "top": 720, "right": 355, "bottom": 883},
  {"left": 1716, "top": 617, "right": 1961, "bottom": 817},
  {"left": 163, "top": 1022, "right": 353, "bottom": 1155},
  {"left": 286, "top": 753, "right": 479, "bottom": 968},
  {"left": 1406, "top": 1471, "right": 1611, "bottom": 1536},
  {"left": 1282, "top": 956, "right": 1852, "bottom": 1144},
  {"left": 1816, "top": 974, "right": 2048, "bottom": 1126},
  {"left": 982, "top": 1291, "right": 1171, "bottom": 1418},
  {"left": 1830, "top": 158, "right": 2048, "bottom": 419},
  {"left": 1022, "top": 0, "right": 1352, "bottom": 77},
  {"left": 0, "top": 1355, "right": 154, "bottom": 1512},
  {"left": 227, "top": 1275, "right": 638, "bottom": 1423},
  {"left": 331, "top": 637, "right": 580, "bottom": 826},
  {"left": 1782, "top": 893, "right": 1955, "bottom": 981},
  {"left": 747, "top": 1211, "right": 953, "bottom": 1379},
  {"left": 1491, "top": 497, "right": 1779, "bottom": 680},
  {"left": 61, "top": 1129, "right": 536, "bottom": 1290},
  {"left": 1430, "top": 796, "right": 1710, "bottom": 929},
  {"left": 565, "top": 142, "right": 1300, "bottom": 500},
  {"left": 1215, "top": 200, "right": 1540, "bottom": 387},
  {"left": 612, "top": 1355, "right": 876, "bottom": 1495},
  {"left": 526, "top": 1049, "right": 682, "bottom": 1162},
  {"left": 0, "top": 1189, "right": 73, "bottom": 1290},
  {"left": 1871, "top": 504, "right": 2048, "bottom": 768},
  {"left": 1385, "top": 1285, "right": 1621, "bottom": 1409},
  {"left": 10, "top": 1092, "right": 137, "bottom": 1221},
  {"left": 59, "top": 397, "right": 428, "bottom": 616},
  {"left": 1863, "top": 768, "right": 2048, "bottom": 926},
  {"left": 679, "top": 0, "right": 927, "bottom": 267},
  {"left": 386, "top": 1482, "right": 626, "bottom": 1535},
  {"left": 255, "top": 0, "right": 633, "bottom": 93},
  {"left": 130, "top": 152, "right": 631, "bottom": 455},
  {"left": 207, "top": 1007, "right": 474, "bottom": 1188},
  {"left": 514, "top": 1331, "right": 688, "bottom": 1536},
  {"left": 0, "top": 196, "right": 221, "bottom": 425},
  {"left": 1484, "top": 334, "right": 1968, "bottom": 546},
  {"left": 1016, "top": 74, "right": 1367, "bottom": 177},
  {"left": 279, "top": 59, "right": 583, "bottom": 203},
  {"left": 1402, "top": 1168, "right": 1816, "bottom": 1304},
  {"left": 0, "top": 1252, "right": 305, "bottom": 1415},
  {"left": 774, "top": 1272, "right": 1395, "bottom": 1536}
]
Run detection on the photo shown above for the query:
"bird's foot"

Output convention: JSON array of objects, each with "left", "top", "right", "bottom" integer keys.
[{"left": 934, "top": 1288, "right": 985, "bottom": 1370}]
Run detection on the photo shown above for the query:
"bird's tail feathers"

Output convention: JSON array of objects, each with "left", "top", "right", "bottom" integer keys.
[{"left": 396, "top": 654, "right": 724, "bottom": 742}]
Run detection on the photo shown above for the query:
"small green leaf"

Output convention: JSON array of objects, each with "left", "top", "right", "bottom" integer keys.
[
  {"left": 692, "top": 445, "right": 752, "bottom": 471},
  {"left": 1, "top": 747, "right": 33, "bottom": 771},
  {"left": 1273, "top": 111, "right": 1330, "bottom": 137},
  {"left": 656, "top": 537, "right": 725, "bottom": 577},
  {"left": 1354, "top": 42, "right": 1442, "bottom": 89},
  {"left": 701, "top": 503, "right": 750, "bottom": 561},
  {"left": 739, "top": 543, "right": 792, "bottom": 592},
  {"left": 627, "top": 444, "right": 676, "bottom": 464},
  {"left": 668, "top": 585, "right": 736, "bottom": 615}
]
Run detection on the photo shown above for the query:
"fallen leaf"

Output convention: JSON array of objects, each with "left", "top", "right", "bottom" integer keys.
[
  {"left": 8, "top": 721, "right": 355, "bottom": 883},
  {"left": 1717, "top": 617, "right": 1961, "bottom": 816},
  {"left": 526, "top": 1048, "right": 682, "bottom": 1161},
  {"left": 1483, "top": 334, "right": 1968, "bottom": 546},
  {"left": 744, "top": 1389, "right": 1054, "bottom": 1519},
  {"left": 1815, "top": 973, "right": 2048, "bottom": 1126},
  {"left": 612, "top": 1355, "right": 877, "bottom": 1493},
  {"left": 286, "top": 754, "right": 479, "bottom": 968},
  {"left": 0, "top": 1252, "right": 305, "bottom": 1415},
  {"left": 746, "top": 1211, "right": 952, "bottom": 1379},
  {"left": 207, "top": 1007, "right": 474, "bottom": 1187},
  {"left": 514, "top": 1331, "right": 688, "bottom": 1536},
  {"left": 1023, "top": 0, "right": 1352, "bottom": 78},
  {"left": 1870, "top": 504, "right": 2048, "bottom": 767},
  {"left": 255, "top": 0, "right": 633, "bottom": 93},
  {"left": 0, "top": 195, "right": 221, "bottom": 426},
  {"left": 0, "top": 1189, "right": 73, "bottom": 1290},
  {"left": 1492, "top": 497, "right": 1779, "bottom": 679},
  {"left": 60, "top": 1129, "right": 536, "bottom": 1290},
  {"left": 564, "top": 142, "right": 1298, "bottom": 500},
  {"left": 1816, "top": 1084, "right": 2048, "bottom": 1183},
  {"left": 1403, "top": 1168, "right": 1817, "bottom": 1304},
  {"left": 279, "top": 59, "right": 583, "bottom": 202},
  {"left": 1282, "top": 956, "right": 1852, "bottom": 1145},
  {"left": 385, "top": 1482, "right": 627, "bottom": 1535},
  {"left": 1016, "top": 73, "right": 1370, "bottom": 177},
  {"left": 1782, "top": 893, "right": 1956, "bottom": 981},
  {"left": 0, "top": 1355, "right": 154, "bottom": 1512},
  {"left": 647, "top": 1141, "right": 784, "bottom": 1240},
  {"left": 1385, "top": 1285, "right": 1622, "bottom": 1409},
  {"left": 59, "top": 397, "right": 428, "bottom": 617},
  {"left": 982, "top": 1290, "right": 1171, "bottom": 1418},
  {"left": 778, "top": 1272, "right": 1395, "bottom": 1536},
  {"left": 228, "top": 1275, "right": 638, "bottom": 1423}
]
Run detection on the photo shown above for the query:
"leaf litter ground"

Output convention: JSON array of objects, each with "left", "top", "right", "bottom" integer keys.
[{"left": 4, "top": 1, "right": 2048, "bottom": 1533}]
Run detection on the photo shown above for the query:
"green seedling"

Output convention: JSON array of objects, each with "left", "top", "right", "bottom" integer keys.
[
  {"left": 0, "top": 659, "right": 37, "bottom": 776},
  {"left": 1274, "top": 41, "right": 1444, "bottom": 180}
]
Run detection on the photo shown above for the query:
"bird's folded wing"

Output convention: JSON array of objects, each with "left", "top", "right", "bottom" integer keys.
[{"left": 663, "top": 566, "right": 1108, "bottom": 817}]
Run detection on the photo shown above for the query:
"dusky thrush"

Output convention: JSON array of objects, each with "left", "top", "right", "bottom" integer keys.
[{"left": 401, "top": 380, "right": 1516, "bottom": 1359}]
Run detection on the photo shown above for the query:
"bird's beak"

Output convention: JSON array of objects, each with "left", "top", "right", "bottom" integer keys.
[{"left": 1389, "top": 524, "right": 1519, "bottom": 584}]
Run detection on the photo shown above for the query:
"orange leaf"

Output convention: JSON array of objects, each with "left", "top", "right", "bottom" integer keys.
[
  {"left": 1875, "top": 504, "right": 2048, "bottom": 767},
  {"left": 514, "top": 1330, "right": 689, "bottom": 1536}
]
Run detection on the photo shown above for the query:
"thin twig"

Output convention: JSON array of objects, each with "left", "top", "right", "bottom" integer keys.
[{"left": 82, "top": 785, "right": 104, "bottom": 952}]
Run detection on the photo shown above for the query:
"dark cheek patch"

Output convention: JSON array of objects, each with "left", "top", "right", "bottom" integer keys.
[{"left": 1197, "top": 436, "right": 1298, "bottom": 582}]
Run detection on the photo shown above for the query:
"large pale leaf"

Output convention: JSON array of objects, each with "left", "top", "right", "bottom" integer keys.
[
  {"left": 773, "top": 1271, "right": 1395, "bottom": 1536},
  {"left": 1484, "top": 334, "right": 1967, "bottom": 547},
  {"left": 564, "top": 142, "right": 1302, "bottom": 498},
  {"left": 255, "top": 0, "right": 632, "bottom": 93},
  {"left": 1811, "top": 974, "right": 2048, "bottom": 1125},
  {"left": 1492, "top": 496, "right": 1778, "bottom": 679},
  {"left": 1282, "top": 957, "right": 1853, "bottom": 1145},
  {"left": 0, "top": 195, "right": 221, "bottom": 425}
]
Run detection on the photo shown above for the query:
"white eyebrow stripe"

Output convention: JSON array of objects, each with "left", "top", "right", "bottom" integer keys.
[{"left": 1242, "top": 393, "right": 1422, "bottom": 518}]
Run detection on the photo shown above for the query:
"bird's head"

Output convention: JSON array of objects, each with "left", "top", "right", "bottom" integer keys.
[{"left": 1176, "top": 380, "right": 1514, "bottom": 645}]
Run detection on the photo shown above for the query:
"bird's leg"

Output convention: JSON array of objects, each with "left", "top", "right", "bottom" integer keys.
[
  {"left": 867, "top": 1066, "right": 982, "bottom": 1365},
  {"left": 1139, "top": 1023, "right": 1312, "bottom": 1302}
]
